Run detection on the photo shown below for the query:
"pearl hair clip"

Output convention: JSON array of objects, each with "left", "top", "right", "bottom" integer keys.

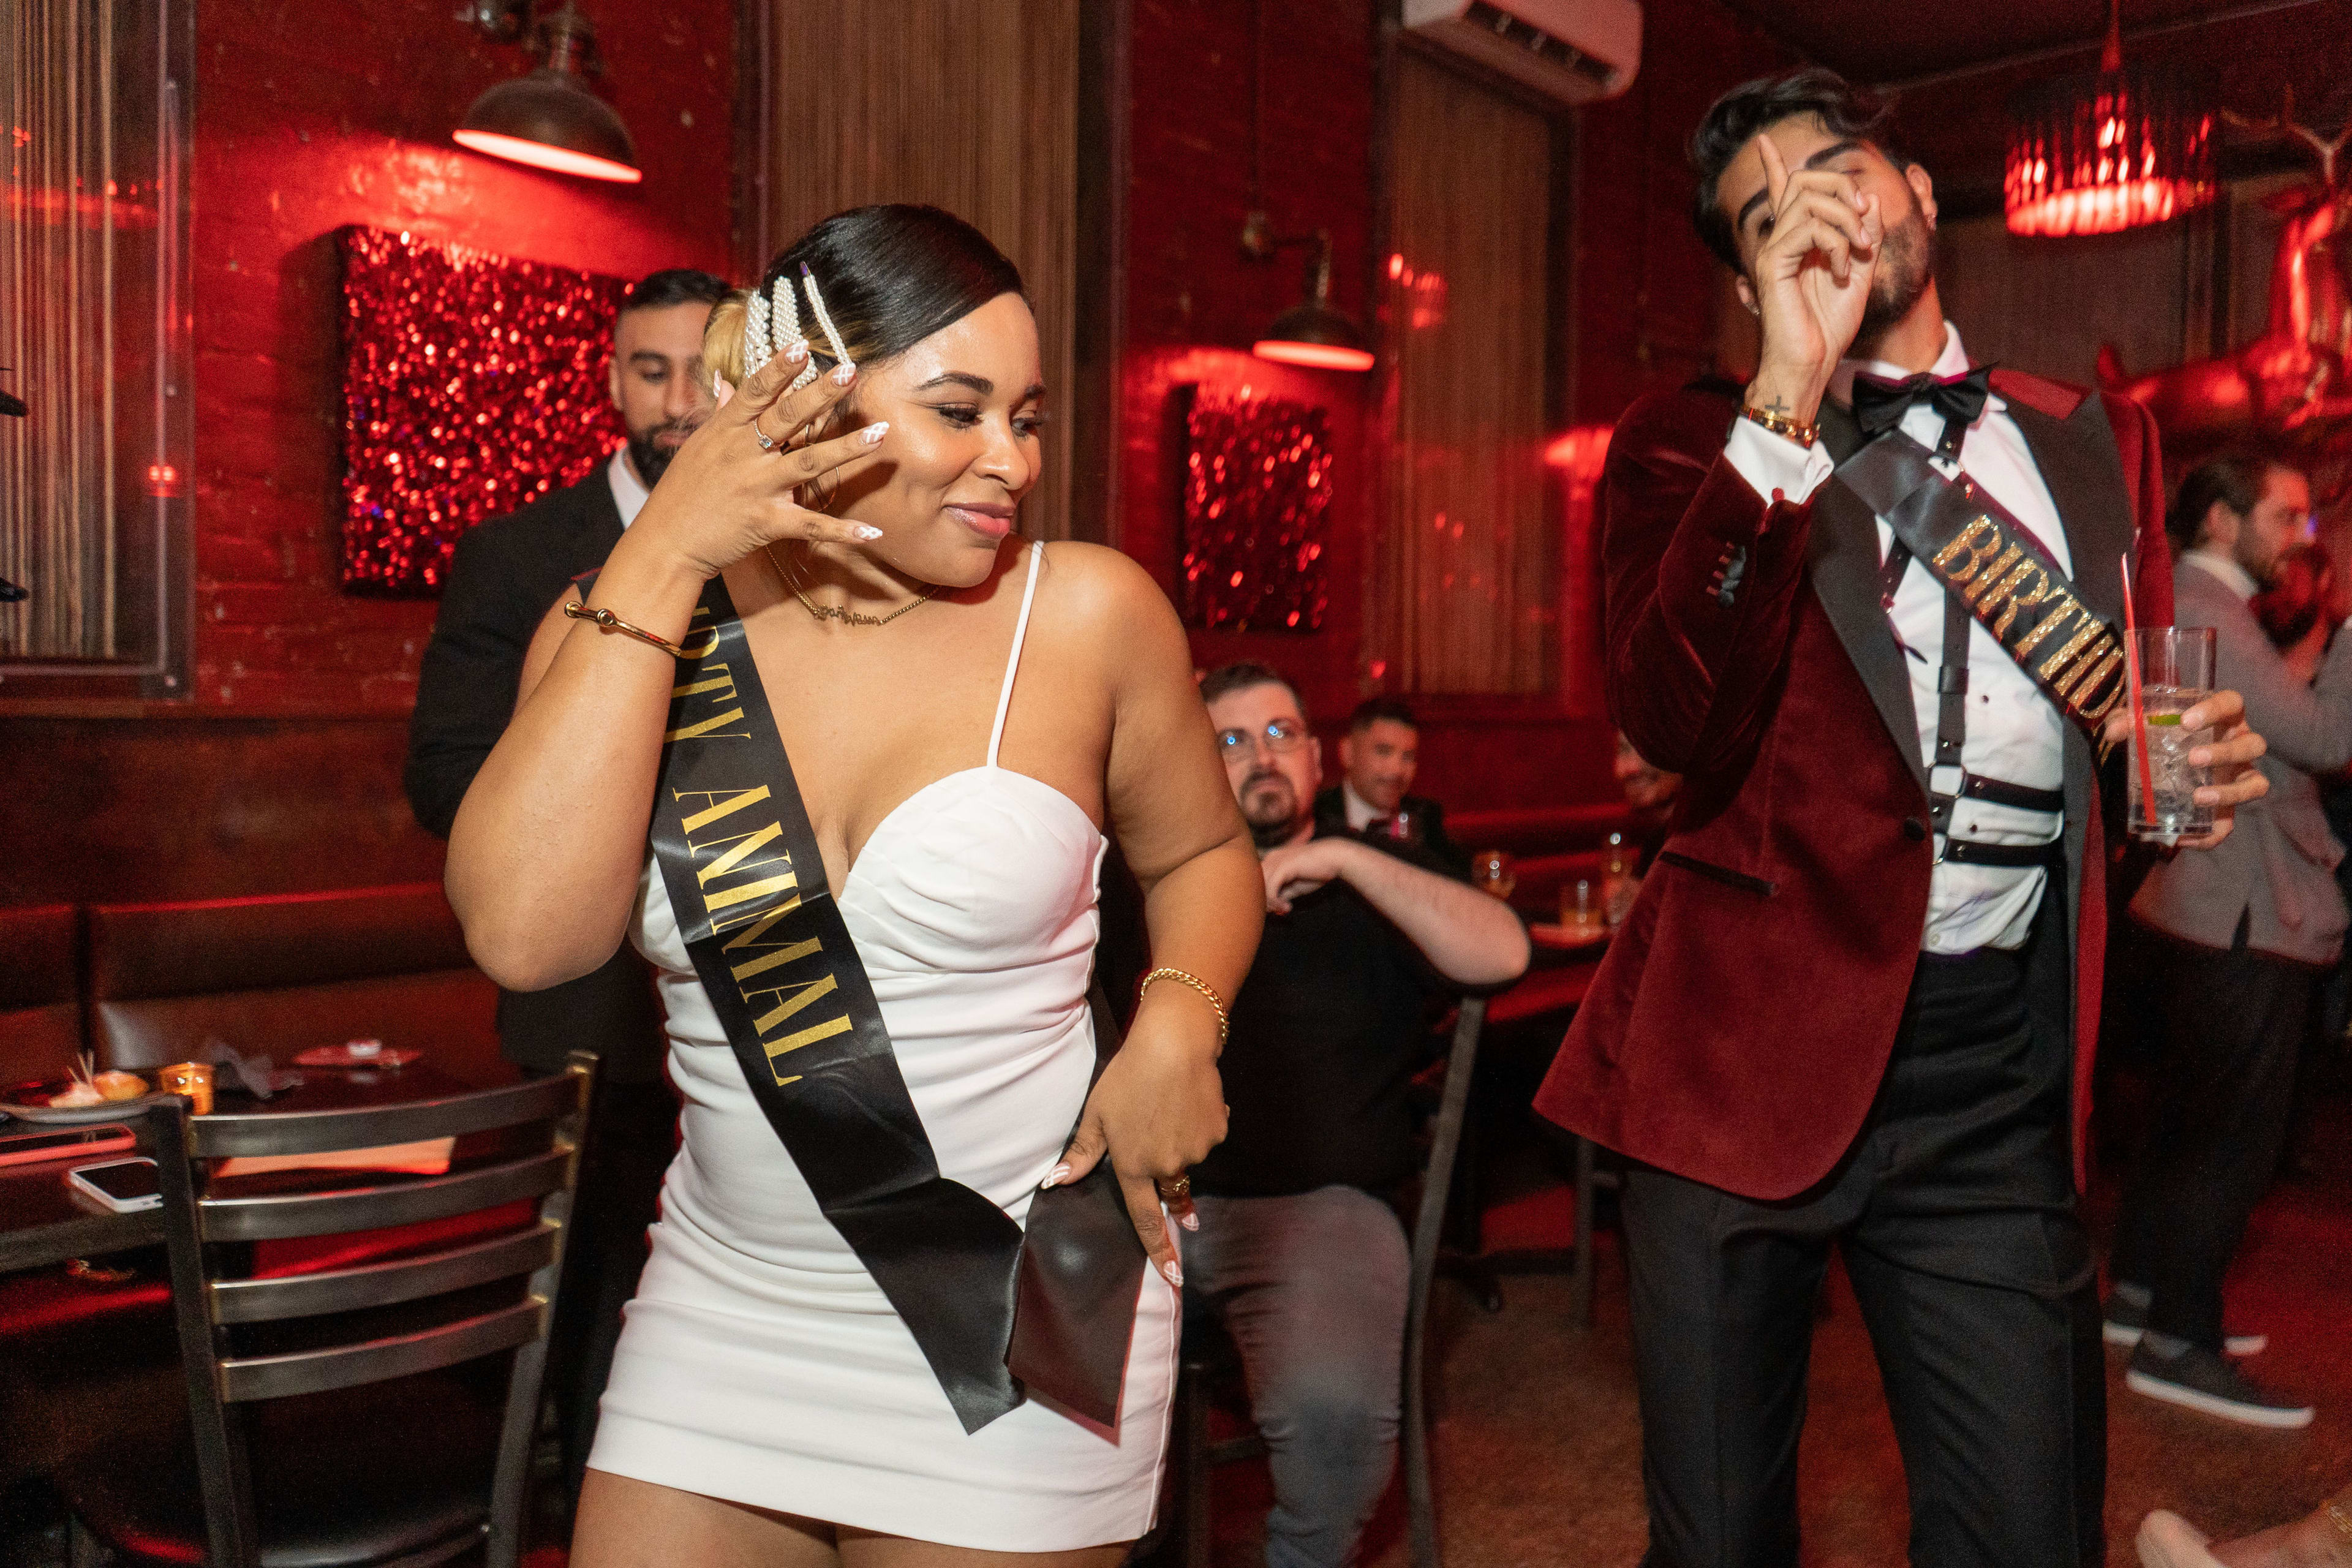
[{"left": 739, "top": 265, "right": 854, "bottom": 397}]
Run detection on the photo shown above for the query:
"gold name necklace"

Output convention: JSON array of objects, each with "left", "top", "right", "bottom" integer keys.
[{"left": 764, "top": 541, "right": 938, "bottom": 628}]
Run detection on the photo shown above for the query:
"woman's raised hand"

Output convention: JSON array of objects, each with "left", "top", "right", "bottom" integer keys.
[{"left": 636, "top": 342, "right": 893, "bottom": 580}]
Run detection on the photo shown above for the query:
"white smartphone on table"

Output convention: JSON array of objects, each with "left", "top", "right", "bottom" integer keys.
[{"left": 66, "top": 1156, "right": 162, "bottom": 1213}]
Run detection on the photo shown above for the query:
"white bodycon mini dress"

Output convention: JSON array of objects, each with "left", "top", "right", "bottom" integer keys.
[{"left": 589, "top": 545, "right": 1179, "bottom": 1549}]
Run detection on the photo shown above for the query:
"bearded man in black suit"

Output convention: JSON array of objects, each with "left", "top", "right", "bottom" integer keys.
[{"left": 404, "top": 265, "right": 728, "bottom": 1517}]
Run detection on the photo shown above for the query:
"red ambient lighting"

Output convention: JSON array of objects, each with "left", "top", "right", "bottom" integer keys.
[
  {"left": 2005, "top": 69, "right": 2212, "bottom": 238},
  {"left": 451, "top": 128, "right": 641, "bottom": 183},
  {"left": 1251, "top": 339, "right": 1376, "bottom": 372}
]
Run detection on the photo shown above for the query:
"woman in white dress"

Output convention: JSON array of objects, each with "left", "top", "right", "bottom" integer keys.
[{"left": 447, "top": 205, "right": 1263, "bottom": 1566}]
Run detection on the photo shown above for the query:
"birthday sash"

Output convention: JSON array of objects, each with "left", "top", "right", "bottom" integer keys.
[
  {"left": 1834, "top": 431, "right": 2129, "bottom": 739},
  {"left": 646, "top": 576, "right": 1146, "bottom": 1434}
]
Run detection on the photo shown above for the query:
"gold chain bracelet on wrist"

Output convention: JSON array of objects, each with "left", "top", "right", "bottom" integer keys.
[
  {"left": 1739, "top": 402, "right": 1821, "bottom": 450},
  {"left": 563, "top": 601, "right": 691, "bottom": 660},
  {"left": 1140, "top": 967, "right": 1229, "bottom": 1046}
]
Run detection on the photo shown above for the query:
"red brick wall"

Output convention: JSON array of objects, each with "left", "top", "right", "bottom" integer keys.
[
  {"left": 0, "top": 0, "right": 734, "bottom": 907},
  {"left": 1120, "top": 0, "right": 1378, "bottom": 724},
  {"left": 195, "top": 0, "right": 734, "bottom": 710}
]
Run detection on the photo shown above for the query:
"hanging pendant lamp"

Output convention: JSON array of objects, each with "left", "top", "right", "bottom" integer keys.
[
  {"left": 454, "top": 2, "right": 641, "bottom": 184},
  {"left": 2004, "top": 0, "right": 2212, "bottom": 237}
]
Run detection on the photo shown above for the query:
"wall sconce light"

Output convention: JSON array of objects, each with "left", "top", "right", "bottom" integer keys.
[
  {"left": 453, "top": 1, "right": 641, "bottom": 184},
  {"left": 1242, "top": 211, "right": 1375, "bottom": 372}
]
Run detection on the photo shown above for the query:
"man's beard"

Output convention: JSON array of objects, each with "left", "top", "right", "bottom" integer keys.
[
  {"left": 1856, "top": 194, "right": 1936, "bottom": 345},
  {"left": 1240, "top": 772, "right": 1301, "bottom": 850},
  {"left": 627, "top": 420, "right": 698, "bottom": 488}
]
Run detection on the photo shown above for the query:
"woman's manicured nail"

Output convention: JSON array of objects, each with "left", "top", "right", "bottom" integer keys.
[
  {"left": 783, "top": 339, "right": 809, "bottom": 364},
  {"left": 859, "top": 421, "right": 889, "bottom": 445},
  {"left": 1039, "top": 1163, "right": 1071, "bottom": 1190},
  {"left": 853, "top": 524, "right": 884, "bottom": 541},
  {"left": 832, "top": 361, "right": 858, "bottom": 386},
  {"left": 1180, "top": 1211, "right": 1200, "bottom": 1232},
  {"left": 1160, "top": 1259, "right": 1185, "bottom": 1287}
]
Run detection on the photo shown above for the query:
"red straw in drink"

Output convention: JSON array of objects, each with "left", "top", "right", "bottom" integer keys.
[{"left": 2119, "top": 554, "right": 2159, "bottom": 820}]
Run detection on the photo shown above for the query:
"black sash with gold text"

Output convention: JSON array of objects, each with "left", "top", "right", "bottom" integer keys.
[
  {"left": 646, "top": 576, "right": 1144, "bottom": 1434},
  {"left": 1834, "top": 432, "right": 2129, "bottom": 740}
]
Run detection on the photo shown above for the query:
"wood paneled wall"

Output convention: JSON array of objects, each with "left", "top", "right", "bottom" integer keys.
[
  {"left": 753, "top": 0, "right": 1082, "bottom": 540},
  {"left": 1371, "top": 53, "right": 1556, "bottom": 696}
]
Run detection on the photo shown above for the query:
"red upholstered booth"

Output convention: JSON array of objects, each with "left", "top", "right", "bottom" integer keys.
[
  {"left": 84, "top": 884, "right": 503, "bottom": 1087},
  {"left": 0, "top": 904, "right": 84, "bottom": 1087}
]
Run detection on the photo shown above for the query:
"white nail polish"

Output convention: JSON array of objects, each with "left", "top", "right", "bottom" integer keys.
[
  {"left": 860, "top": 421, "right": 889, "bottom": 445},
  {"left": 833, "top": 361, "right": 857, "bottom": 386},
  {"left": 783, "top": 339, "right": 809, "bottom": 364},
  {"left": 853, "top": 524, "right": 884, "bottom": 541},
  {"left": 1161, "top": 1261, "right": 1185, "bottom": 1287},
  {"left": 1039, "top": 1162, "right": 1072, "bottom": 1190},
  {"left": 1180, "top": 1212, "right": 1200, "bottom": 1232}
]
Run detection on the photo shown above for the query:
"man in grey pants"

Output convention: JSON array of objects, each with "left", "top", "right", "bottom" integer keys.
[
  {"left": 1185, "top": 662, "right": 1528, "bottom": 1568},
  {"left": 2110, "top": 454, "right": 2347, "bottom": 1428}
]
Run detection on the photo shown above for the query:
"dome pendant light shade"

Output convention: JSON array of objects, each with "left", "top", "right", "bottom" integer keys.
[
  {"left": 1250, "top": 228, "right": 1374, "bottom": 372},
  {"left": 2003, "top": 0, "right": 2212, "bottom": 237},
  {"left": 454, "top": 2, "right": 641, "bottom": 184}
]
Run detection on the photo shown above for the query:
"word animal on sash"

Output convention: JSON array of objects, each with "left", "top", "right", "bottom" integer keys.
[
  {"left": 1835, "top": 433, "right": 2128, "bottom": 740},
  {"left": 646, "top": 581, "right": 1146, "bottom": 1437}
]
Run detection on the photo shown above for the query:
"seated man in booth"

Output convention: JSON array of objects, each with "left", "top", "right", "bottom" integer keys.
[
  {"left": 404, "top": 265, "right": 729, "bottom": 1520},
  {"left": 1313, "top": 696, "right": 1469, "bottom": 876},
  {"left": 1190, "top": 662, "right": 1528, "bottom": 1568}
]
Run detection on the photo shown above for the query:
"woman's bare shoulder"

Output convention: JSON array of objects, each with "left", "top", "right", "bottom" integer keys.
[{"left": 1030, "top": 540, "right": 1177, "bottom": 628}]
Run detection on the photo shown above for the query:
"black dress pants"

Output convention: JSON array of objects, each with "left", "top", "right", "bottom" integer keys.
[
  {"left": 540, "top": 1069, "right": 677, "bottom": 1513},
  {"left": 2109, "top": 924, "right": 2313, "bottom": 1350},
  {"left": 1620, "top": 927, "right": 2103, "bottom": 1568}
]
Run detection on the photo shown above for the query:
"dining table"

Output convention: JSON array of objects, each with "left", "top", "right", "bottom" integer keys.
[{"left": 0, "top": 1061, "right": 499, "bottom": 1276}]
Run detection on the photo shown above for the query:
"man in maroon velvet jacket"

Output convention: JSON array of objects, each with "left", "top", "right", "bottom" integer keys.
[{"left": 1532, "top": 70, "right": 2268, "bottom": 1568}]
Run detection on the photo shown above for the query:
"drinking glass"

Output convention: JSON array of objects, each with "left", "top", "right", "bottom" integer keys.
[
  {"left": 2127, "top": 626, "right": 2217, "bottom": 842},
  {"left": 1563, "top": 878, "right": 1600, "bottom": 930},
  {"left": 1472, "top": 850, "right": 1515, "bottom": 900}
]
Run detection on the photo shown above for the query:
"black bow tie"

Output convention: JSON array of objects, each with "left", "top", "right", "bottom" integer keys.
[{"left": 1850, "top": 365, "right": 1994, "bottom": 455}]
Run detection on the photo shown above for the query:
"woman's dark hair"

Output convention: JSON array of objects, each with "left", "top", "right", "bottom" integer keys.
[
  {"left": 2252, "top": 543, "right": 2334, "bottom": 650},
  {"left": 758, "top": 205, "right": 1024, "bottom": 372},
  {"left": 2167, "top": 453, "right": 2277, "bottom": 556},
  {"left": 1689, "top": 67, "right": 1905, "bottom": 271}
]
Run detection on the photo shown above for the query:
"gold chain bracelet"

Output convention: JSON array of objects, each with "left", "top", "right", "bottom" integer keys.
[
  {"left": 563, "top": 601, "right": 691, "bottom": 660},
  {"left": 1739, "top": 402, "right": 1821, "bottom": 450},
  {"left": 1140, "top": 967, "right": 1229, "bottom": 1046}
]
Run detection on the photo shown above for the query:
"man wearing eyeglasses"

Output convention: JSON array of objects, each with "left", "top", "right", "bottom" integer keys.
[{"left": 1182, "top": 662, "right": 1527, "bottom": 1568}]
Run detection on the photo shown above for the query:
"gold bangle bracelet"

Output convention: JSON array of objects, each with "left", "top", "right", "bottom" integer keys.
[
  {"left": 563, "top": 601, "right": 691, "bottom": 660},
  {"left": 1739, "top": 402, "right": 1821, "bottom": 450},
  {"left": 1140, "top": 967, "right": 1229, "bottom": 1046}
]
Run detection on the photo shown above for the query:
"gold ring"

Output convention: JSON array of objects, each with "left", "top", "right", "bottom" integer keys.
[{"left": 1158, "top": 1175, "right": 1192, "bottom": 1198}]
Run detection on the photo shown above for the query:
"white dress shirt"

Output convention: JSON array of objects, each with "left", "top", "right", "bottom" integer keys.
[
  {"left": 1341, "top": 780, "right": 1382, "bottom": 831},
  {"left": 1725, "top": 322, "right": 2071, "bottom": 954},
  {"left": 608, "top": 448, "right": 650, "bottom": 529}
]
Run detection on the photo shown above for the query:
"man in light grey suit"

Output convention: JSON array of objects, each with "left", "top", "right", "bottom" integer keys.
[{"left": 2109, "top": 454, "right": 2346, "bottom": 1428}]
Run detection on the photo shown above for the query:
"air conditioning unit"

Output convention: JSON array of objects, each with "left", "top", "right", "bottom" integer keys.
[{"left": 1403, "top": 0, "right": 1643, "bottom": 105}]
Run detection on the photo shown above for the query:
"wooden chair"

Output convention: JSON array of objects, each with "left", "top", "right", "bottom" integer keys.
[
  {"left": 48, "top": 1055, "right": 594, "bottom": 1568},
  {"left": 1163, "top": 998, "right": 1488, "bottom": 1568}
]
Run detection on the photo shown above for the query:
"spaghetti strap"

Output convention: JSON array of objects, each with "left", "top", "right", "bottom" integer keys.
[{"left": 987, "top": 542, "right": 1044, "bottom": 769}]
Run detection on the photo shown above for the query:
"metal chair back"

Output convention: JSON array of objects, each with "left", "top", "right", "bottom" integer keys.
[{"left": 144, "top": 1054, "right": 595, "bottom": 1568}]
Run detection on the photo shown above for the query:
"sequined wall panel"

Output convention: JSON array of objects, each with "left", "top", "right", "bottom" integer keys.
[
  {"left": 337, "top": 226, "right": 626, "bottom": 596},
  {"left": 1178, "top": 385, "right": 1333, "bottom": 633}
]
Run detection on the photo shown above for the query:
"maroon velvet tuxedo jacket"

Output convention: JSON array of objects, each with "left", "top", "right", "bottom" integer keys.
[{"left": 1532, "top": 369, "right": 2172, "bottom": 1201}]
